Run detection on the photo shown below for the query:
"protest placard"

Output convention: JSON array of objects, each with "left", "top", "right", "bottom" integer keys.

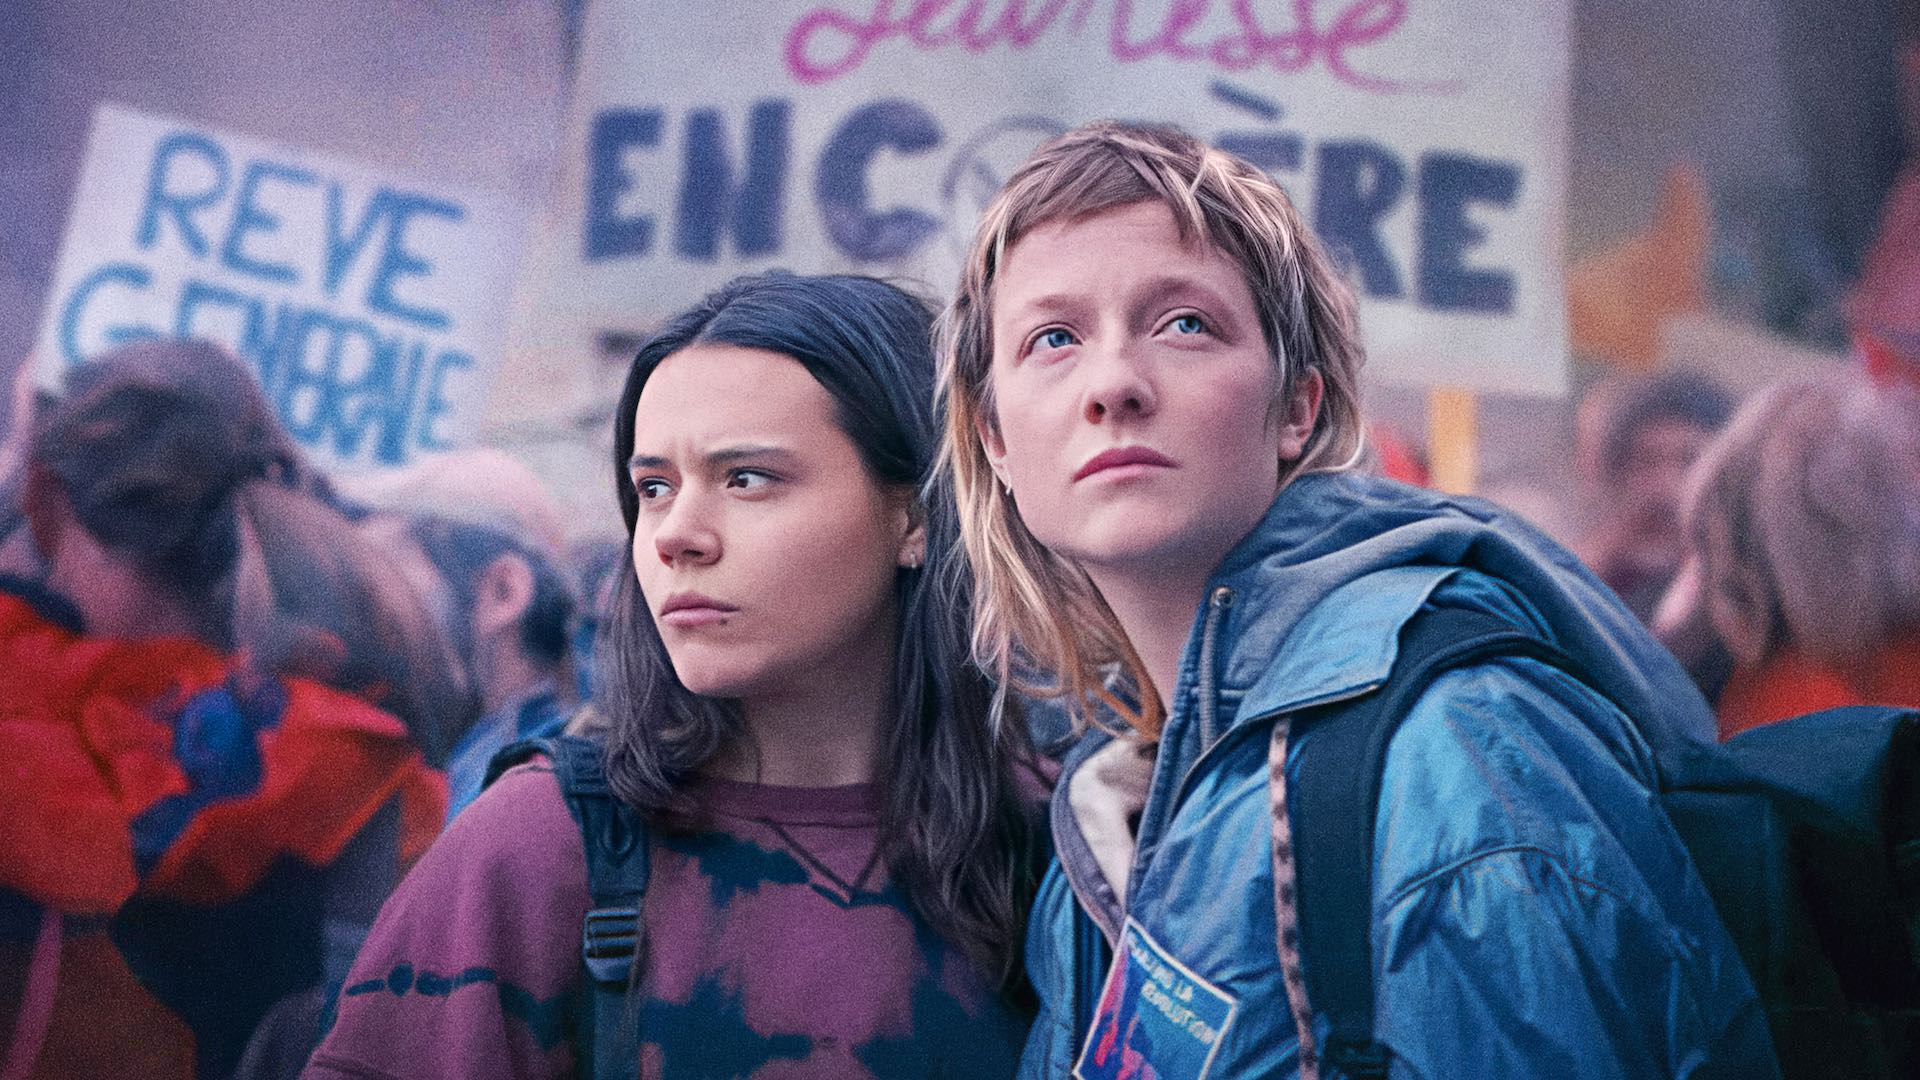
[
  {"left": 536, "top": 0, "right": 1570, "bottom": 394},
  {"left": 37, "top": 103, "right": 525, "bottom": 469}
]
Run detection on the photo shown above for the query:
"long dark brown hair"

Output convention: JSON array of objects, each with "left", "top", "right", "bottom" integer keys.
[{"left": 601, "top": 272, "right": 1043, "bottom": 983}]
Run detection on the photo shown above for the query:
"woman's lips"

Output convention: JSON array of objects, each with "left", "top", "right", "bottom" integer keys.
[
  {"left": 659, "top": 593, "right": 739, "bottom": 627},
  {"left": 1073, "top": 446, "right": 1177, "bottom": 482}
]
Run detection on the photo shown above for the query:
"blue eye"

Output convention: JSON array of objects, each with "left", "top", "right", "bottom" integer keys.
[
  {"left": 1035, "top": 328, "right": 1076, "bottom": 351},
  {"left": 1170, "top": 314, "right": 1206, "bottom": 335}
]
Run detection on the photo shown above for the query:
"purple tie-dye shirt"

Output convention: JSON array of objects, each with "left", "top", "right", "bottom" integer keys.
[{"left": 305, "top": 763, "right": 1030, "bottom": 1079}]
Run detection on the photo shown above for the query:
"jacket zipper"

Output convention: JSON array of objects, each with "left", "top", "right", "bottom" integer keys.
[
  {"left": 1067, "top": 585, "right": 1240, "bottom": 937},
  {"left": 1064, "top": 592, "right": 1385, "bottom": 937},
  {"left": 1196, "top": 587, "right": 1234, "bottom": 747},
  {"left": 1127, "top": 586, "right": 1238, "bottom": 903}
]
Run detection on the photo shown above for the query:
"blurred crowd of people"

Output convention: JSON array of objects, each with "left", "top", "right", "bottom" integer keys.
[
  {"left": 0, "top": 176, "right": 1916, "bottom": 1080},
  {"left": 0, "top": 340, "right": 598, "bottom": 1078},
  {"left": 1569, "top": 359, "right": 1920, "bottom": 740}
]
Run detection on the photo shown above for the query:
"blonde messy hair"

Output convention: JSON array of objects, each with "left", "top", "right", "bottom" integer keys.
[{"left": 936, "top": 120, "right": 1368, "bottom": 739}]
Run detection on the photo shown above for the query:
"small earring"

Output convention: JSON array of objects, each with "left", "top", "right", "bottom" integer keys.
[{"left": 903, "top": 553, "right": 923, "bottom": 569}]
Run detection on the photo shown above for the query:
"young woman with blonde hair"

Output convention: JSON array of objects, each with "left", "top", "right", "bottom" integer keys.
[{"left": 939, "top": 121, "right": 1775, "bottom": 1080}]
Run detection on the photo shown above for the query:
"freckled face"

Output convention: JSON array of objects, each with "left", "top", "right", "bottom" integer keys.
[
  {"left": 628, "top": 345, "right": 912, "bottom": 699},
  {"left": 983, "top": 201, "right": 1311, "bottom": 581}
]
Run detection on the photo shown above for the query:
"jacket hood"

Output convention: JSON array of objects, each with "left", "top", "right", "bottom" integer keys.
[{"left": 1188, "top": 470, "right": 1715, "bottom": 754}]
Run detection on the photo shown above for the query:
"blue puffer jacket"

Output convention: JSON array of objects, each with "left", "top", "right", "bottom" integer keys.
[{"left": 1020, "top": 472, "right": 1778, "bottom": 1080}]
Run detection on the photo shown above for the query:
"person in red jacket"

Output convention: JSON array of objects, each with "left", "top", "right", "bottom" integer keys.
[{"left": 0, "top": 339, "right": 449, "bottom": 1079}]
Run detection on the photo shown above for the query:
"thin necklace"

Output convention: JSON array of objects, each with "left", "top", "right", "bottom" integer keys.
[{"left": 761, "top": 820, "right": 884, "bottom": 903}]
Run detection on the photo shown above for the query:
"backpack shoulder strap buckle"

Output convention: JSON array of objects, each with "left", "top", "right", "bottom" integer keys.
[
  {"left": 582, "top": 905, "right": 640, "bottom": 984},
  {"left": 488, "top": 734, "right": 651, "bottom": 1080}
]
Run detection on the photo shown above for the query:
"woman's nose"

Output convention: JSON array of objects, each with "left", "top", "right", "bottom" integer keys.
[
  {"left": 1080, "top": 342, "right": 1158, "bottom": 424},
  {"left": 652, "top": 490, "right": 721, "bottom": 566}
]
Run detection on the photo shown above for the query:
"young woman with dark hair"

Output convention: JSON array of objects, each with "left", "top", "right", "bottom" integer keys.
[{"left": 311, "top": 272, "right": 1047, "bottom": 1079}]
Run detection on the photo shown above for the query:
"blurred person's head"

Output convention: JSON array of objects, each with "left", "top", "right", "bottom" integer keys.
[
  {"left": 1580, "top": 370, "right": 1734, "bottom": 616},
  {"left": 606, "top": 271, "right": 1037, "bottom": 979},
  {"left": 937, "top": 120, "right": 1367, "bottom": 737},
  {"left": 24, "top": 338, "right": 463, "bottom": 760},
  {"left": 1599, "top": 372, "right": 1734, "bottom": 500},
  {"left": 24, "top": 339, "right": 306, "bottom": 643},
  {"left": 344, "top": 449, "right": 575, "bottom": 718},
  {"left": 1683, "top": 369, "right": 1920, "bottom": 677}
]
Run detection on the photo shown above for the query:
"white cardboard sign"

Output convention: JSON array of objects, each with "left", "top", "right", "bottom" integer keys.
[
  {"left": 544, "top": 0, "right": 1571, "bottom": 394},
  {"left": 38, "top": 104, "right": 525, "bottom": 469}
]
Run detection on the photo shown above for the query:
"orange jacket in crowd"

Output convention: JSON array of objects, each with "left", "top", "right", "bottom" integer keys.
[
  {"left": 1716, "top": 635, "right": 1920, "bottom": 741},
  {"left": 0, "top": 581, "right": 445, "bottom": 1078}
]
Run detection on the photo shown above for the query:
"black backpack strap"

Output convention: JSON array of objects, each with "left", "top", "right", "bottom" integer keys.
[
  {"left": 486, "top": 735, "right": 649, "bottom": 1080},
  {"left": 1288, "top": 605, "right": 1577, "bottom": 1080}
]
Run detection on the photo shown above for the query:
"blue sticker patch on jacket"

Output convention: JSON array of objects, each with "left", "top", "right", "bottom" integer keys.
[{"left": 1075, "top": 919, "right": 1238, "bottom": 1080}]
